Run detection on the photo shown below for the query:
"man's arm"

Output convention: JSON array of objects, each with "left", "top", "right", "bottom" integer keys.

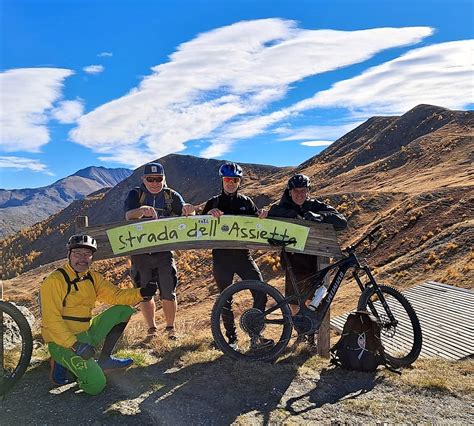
[
  {"left": 93, "top": 272, "right": 144, "bottom": 305},
  {"left": 124, "top": 188, "right": 157, "bottom": 220},
  {"left": 311, "top": 200, "right": 348, "bottom": 231}
]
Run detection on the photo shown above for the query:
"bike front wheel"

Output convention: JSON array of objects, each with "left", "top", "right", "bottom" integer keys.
[
  {"left": 358, "top": 285, "right": 422, "bottom": 367},
  {"left": 211, "top": 280, "right": 293, "bottom": 362},
  {"left": 0, "top": 301, "right": 33, "bottom": 396}
]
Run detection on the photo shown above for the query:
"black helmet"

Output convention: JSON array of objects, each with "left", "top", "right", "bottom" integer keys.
[
  {"left": 287, "top": 174, "right": 310, "bottom": 190},
  {"left": 67, "top": 234, "right": 97, "bottom": 252},
  {"left": 219, "top": 162, "right": 243, "bottom": 178}
]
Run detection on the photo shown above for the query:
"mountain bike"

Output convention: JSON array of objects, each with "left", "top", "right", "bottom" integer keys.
[
  {"left": 0, "top": 292, "right": 33, "bottom": 396},
  {"left": 211, "top": 225, "right": 423, "bottom": 365}
]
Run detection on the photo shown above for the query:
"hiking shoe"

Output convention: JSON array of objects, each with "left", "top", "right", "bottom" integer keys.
[
  {"left": 165, "top": 326, "right": 179, "bottom": 341},
  {"left": 250, "top": 336, "right": 274, "bottom": 351},
  {"left": 147, "top": 326, "right": 158, "bottom": 337},
  {"left": 49, "top": 359, "right": 72, "bottom": 386},
  {"left": 98, "top": 356, "right": 133, "bottom": 372}
]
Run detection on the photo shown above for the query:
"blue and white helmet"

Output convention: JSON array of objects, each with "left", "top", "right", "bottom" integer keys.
[{"left": 219, "top": 162, "right": 243, "bottom": 178}]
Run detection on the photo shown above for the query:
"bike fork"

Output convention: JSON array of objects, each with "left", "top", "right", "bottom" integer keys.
[{"left": 354, "top": 267, "right": 397, "bottom": 325}]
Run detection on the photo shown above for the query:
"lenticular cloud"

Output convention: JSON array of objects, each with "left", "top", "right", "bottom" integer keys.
[{"left": 69, "top": 19, "right": 434, "bottom": 166}]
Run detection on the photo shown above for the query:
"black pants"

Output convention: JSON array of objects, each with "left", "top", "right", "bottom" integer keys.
[
  {"left": 282, "top": 252, "right": 320, "bottom": 306},
  {"left": 212, "top": 249, "right": 267, "bottom": 340}
]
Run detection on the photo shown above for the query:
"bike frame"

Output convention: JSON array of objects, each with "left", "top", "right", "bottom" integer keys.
[{"left": 264, "top": 226, "right": 397, "bottom": 333}]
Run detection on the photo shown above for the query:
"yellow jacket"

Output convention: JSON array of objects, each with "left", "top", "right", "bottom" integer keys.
[{"left": 40, "top": 262, "right": 142, "bottom": 348}]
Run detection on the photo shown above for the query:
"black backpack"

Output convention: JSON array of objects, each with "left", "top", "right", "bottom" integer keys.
[{"left": 330, "top": 310, "right": 390, "bottom": 372}]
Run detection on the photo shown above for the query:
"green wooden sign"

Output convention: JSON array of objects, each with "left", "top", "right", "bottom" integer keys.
[{"left": 106, "top": 215, "right": 310, "bottom": 255}]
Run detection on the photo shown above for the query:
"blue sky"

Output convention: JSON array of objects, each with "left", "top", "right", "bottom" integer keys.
[{"left": 1, "top": 0, "right": 473, "bottom": 190}]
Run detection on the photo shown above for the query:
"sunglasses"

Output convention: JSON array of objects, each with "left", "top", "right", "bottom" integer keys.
[
  {"left": 222, "top": 177, "right": 240, "bottom": 183},
  {"left": 145, "top": 176, "right": 164, "bottom": 183}
]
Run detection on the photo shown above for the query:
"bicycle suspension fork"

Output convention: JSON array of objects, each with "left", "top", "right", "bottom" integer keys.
[{"left": 353, "top": 266, "right": 397, "bottom": 324}]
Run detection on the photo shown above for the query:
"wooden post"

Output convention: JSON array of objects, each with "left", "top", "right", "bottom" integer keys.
[
  {"left": 316, "top": 256, "right": 331, "bottom": 358},
  {"left": 75, "top": 216, "right": 89, "bottom": 233}
]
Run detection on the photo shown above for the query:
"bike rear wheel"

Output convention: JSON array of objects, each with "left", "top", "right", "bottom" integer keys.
[
  {"left": 211, "top": 280, "right": 293, "bottom": 362},
  {"left": 358, "top": 285, "right": 422, "bottom": 367},
  {"left": 0, "top": 301, "right": 33, "bottom": 396}
]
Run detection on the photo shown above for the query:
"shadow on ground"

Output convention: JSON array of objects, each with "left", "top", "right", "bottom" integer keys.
[{"left": 0, "top": 343, "right": 383, "bottom": 424}]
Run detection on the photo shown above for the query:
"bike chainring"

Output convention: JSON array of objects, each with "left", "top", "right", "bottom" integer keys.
[
  {"left": 292, "top": 313, "right": 313, "bottom": 335},
  {"left": 240, "top": 308, "right": 265, "bottom": 336}
]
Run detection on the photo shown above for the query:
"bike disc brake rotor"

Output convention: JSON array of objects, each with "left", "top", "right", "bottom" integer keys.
[
  {"left": 378, "top": 314, "right": 397, "bottom": 338},
  {"left": 240, "top": 308, "right": 265, "bottom": 336}
]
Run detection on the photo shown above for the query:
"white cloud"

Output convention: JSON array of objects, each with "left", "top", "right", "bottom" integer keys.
[
  {"left": 300, "top": 140, "right": 333, "bottom": 147},
  {"left": 70, "top": 19, "right": 433, "bottom": 165},
  {"left": 0, "top": 156, "right": 53, "bottom": 175},
  {"left": 83, "top": 65, "right": 104, "bottom": 74},
  {"left": 51, "top": 99, "right": 84, "bottom": 123},
  {"left": 277, "top": 122, "right": 364, "bottom": 141},
  {"left": 292, "top": 40, "right": 474, "bottom": 116},
  {"left": 0, "top": 68, "right": 74, "bottom": 152},
  {"left": 97, "top": 52, "right": 113, "bottom": 57}
]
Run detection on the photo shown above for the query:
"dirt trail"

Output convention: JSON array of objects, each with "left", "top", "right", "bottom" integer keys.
[{"left": 1, "top": 351, "right": 472, "bottom": 425}]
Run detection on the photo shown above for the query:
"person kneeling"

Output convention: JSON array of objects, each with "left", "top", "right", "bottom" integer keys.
[{"left": 40, "top": 234, "right": 158, "bottom": 395}]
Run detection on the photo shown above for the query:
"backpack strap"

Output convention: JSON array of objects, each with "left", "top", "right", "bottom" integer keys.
[
  {"left": 137, "top": 186, "right": 174, "bottom": 216},
  {"left": 162, "top": 188, "right": 174, "bottom": 216},
  {"left": 56, "top": 268, "right": 95, "bottom": 308}
]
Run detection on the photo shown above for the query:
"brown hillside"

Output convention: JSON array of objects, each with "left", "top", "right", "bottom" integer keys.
[
  {"left": 1, "top": 158, "right": 289, "bottom": 278},
  {"left": 1, "top": 104, "right": 473, "bottom": 293}
]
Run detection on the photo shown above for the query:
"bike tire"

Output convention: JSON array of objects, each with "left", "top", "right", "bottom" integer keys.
[
  {"left": 211, "top": 280, "right": 293, "bottom": 362},
  {"left": 357, "top": 285, "right": 422, "bottom": 367},
  {"left": 0, "top": 301, "right": 33, "bottom": 396}
]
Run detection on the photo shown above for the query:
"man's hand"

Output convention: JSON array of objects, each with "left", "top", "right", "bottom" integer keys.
[
  {"left": 208, "top": 208, "right": 224, "bottom": 218},
  {"left": 140, "top": 281, "right": 158, "bottom": 300},
  {"left": 181, "top": 203, "right": 196, "bottom": 216},
  {"left": 303, "top": 211, "right": 323, "bottom": 222},
  {"left": 138, "top": 205, "right": 158, "bottom": 219},
  {"left": 72, "top": 342, "right": 95, "bottom": 360},
  {"left": 257, "top": 208, "right": 268, "bottom": 219}
]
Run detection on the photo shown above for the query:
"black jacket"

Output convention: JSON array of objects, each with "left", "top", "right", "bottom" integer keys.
[
  {"left": 268, "top": 189, "right": 347, "bottom": 278},
  {"left": 202, "top": 191, "right": 258, "bottom": 216},
  {"left": 202, "top": 191, "right": 259, "bottom": 257},
  {"left": 268, "top": 189, "right": 347, "bottom": 231}
]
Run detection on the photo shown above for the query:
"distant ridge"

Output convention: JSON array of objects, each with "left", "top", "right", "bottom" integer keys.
[{"left": 0, "top": 166, "right": 132, "bottom": 239}]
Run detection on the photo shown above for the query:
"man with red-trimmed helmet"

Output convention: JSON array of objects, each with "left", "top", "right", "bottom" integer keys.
[
  {"left": 40, "top": 234, "right": 158, "bottom": 395},
  {"left": 202, "top": 162, "right": 272, "bottom": 351},
  {"left": 268, "top": 174, "right": 347, "bottom": 346}
]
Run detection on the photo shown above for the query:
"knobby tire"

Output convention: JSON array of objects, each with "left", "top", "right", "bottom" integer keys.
[
  {"left": 211, "top": 280, "right": 293, "bottom": 362},
  {"left": 357, "top": 285, "right": 422, "bottom": 367},
  {"left": 0, "top": 301, "right": 33, "bottom": 396}
]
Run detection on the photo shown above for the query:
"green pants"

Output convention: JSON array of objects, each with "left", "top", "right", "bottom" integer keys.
[{"left": 48, "top": 305, "right": 135, "bottom": 395}]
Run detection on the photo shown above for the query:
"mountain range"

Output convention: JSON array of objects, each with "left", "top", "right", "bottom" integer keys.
[
  {"left": 1, "top": 104, "right": 472, "bottom": 291},
  {"left": 0, "top": 166, "right": 132, "bottom": 239}
]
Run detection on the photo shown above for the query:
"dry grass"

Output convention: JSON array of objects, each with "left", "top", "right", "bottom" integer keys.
[
  {"left": 341, "top": 393, "right": 417, "bottom": 419},
  {"left": 384, "top": 358, "right": 474, "bottom": 395}
]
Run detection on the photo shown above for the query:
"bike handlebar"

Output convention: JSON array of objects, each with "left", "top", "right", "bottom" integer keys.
[
  {"left": 267, "top": 237, "right": 297, "bottom": 247},
  {"left": 344, "top": 224, "right": 382, "bottom": 253}
]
